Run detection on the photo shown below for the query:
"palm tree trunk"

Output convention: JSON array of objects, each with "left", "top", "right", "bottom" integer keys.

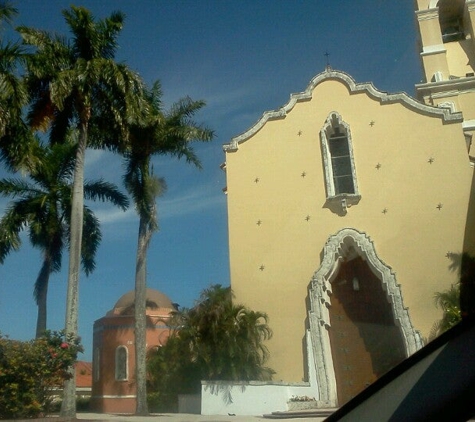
[
  {"left": 134, "top": 215, "right": 151, "bottom": 415},
  {"left": 60, "top": 118, "right": 88, "bottom": 418},
  {"left": 35, "top": 259, "right": 51, "bottom": 338}
]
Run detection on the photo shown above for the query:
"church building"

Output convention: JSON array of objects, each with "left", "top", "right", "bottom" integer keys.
[
  {"left": 90, "top": 289, "right": 176, "bottom": 413},
  {"left": 223, "top": 0, "right": 475, "bottom": 407}
]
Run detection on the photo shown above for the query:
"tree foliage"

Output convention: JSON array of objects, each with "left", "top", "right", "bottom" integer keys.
[
  {"left": 430, "top": 252, "right": 475, "bottom": 340},
  {"left": 0, "top": 330, "right": 82, "bottom": 419},
  {"left": 147, "top": 285, "right": 274, "bottom": 411},
  {"left": 1, "top": 4, "right": 217, "bottom": 416},
  {"left": 432, "top": 284, "right": 462, "bottom": 337},
  {"left": 0, "top": 1, "right": 39, "bottom": 172},
  {"left": 0, "top": 143, "right": 128, "bottom": 338}
]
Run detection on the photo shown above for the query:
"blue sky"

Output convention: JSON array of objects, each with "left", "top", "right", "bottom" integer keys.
[{"left": 0, "top": 1, "right": 421, "bottom": 360}]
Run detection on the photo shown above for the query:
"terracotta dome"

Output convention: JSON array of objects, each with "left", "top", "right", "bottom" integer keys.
[{"left": 108, "top": 288, "right": 174, "bottom": 315}]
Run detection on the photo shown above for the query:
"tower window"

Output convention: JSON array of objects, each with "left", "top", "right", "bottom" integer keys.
[
  {"left": 438, "top": 0, "right": 465, "bottom": 43},
  {"left": 115, "top": 346, "right": 128, "bottom": 381}
]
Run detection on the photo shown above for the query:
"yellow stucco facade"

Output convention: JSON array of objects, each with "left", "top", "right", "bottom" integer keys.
[{"left": 223, "top": 0, "right": 475, "bottom": 407}]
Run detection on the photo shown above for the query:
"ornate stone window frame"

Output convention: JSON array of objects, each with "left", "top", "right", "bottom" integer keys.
[
  {"left": 308, "top": 228, "right": 423, "bottom": 407},
  {"left": 115, "top": 345, "right": 129, "bottom": 381},
  {"left": 320, "top": 112, "right": 361, "bottom": 214}
]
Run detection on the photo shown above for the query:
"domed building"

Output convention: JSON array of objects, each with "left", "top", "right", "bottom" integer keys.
[{"left": 90, "top": 288, "right": 176, "bottom": 413}]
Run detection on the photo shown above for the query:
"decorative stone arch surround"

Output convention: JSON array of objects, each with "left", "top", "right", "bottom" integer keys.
[{"left": 308, "top": 228, "right": 423, "bottom": 407}]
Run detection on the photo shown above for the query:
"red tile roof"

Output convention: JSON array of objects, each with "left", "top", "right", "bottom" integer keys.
[{"left": 75, "top": 361, "right": 92, "bottom": 388}]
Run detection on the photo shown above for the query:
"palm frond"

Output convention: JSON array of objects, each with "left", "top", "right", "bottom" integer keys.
[
  {"left": 63, "top": 6, "right": 124, "bottom": 61},
  {"left": 0, "top": 207, "right": 25, "bottom": 262},
  {"left": 0, "top": 42, "right": 27, "bottom": 96},
  {"left": 147, "top": 80, "right": 163, "bottom": 113},
  {"left": 81, "top": 207, "right": 101, "bottom": 275},
  {"left": 0, "top": 123, "right": 40, "bottom": 172},
  {"left": 0, "top": 1, "right": 17, "bottom": 26},
  {"left": 96, "top": 10, "right": 125, "bottom": 59},
  {"left": 0, "top": 177, "right": 41, "bottom": 198},
  {"left": 84, "top": 179, "right": 129, "bottom": 210}
]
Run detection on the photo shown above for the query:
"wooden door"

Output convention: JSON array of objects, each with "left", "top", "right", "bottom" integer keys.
[{"left": 329, "top": 257, "right": 406, "bottom": 405}]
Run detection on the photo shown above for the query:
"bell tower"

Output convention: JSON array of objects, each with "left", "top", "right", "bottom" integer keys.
[{"left": 415, "top": 0, "right": 475, "bottom": 152}]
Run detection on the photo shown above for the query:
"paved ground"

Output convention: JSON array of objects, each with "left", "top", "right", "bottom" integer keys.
[{"left": 75, "top": 412, "right": 327, "bottom": 422}]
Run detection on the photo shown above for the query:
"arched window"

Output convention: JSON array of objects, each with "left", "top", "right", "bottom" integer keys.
[
  {"left": 437, "top": 0, "right": 465, "bottom": 43},
  {"left": 115, "top": 346, "right": 128, "bottom": 381},
  {"left": 320, "top": 112, "right": 360, "bottom": 213},
  {"left": 93, "top": 347, "right": 100, "bottom": 382}
]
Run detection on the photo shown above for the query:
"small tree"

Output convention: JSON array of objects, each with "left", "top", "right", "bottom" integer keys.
[
  {"left": 147, "top": 285, "right": 274, "bottom": 411},
  {"left": 430, "top": 284, "right": 462, "bottom": 340},
  {"left": 0, "top": 330, "right": 83, "bottom": 419},
  {"left": 430, "top": 252, "right": 475, "bottom": 341}
]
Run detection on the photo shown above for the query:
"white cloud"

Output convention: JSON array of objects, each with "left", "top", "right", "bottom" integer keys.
[
  {"left": 85, "top": 149, "right": 106, "bottom": 167},
  {"left": 94, "top": 181, "right": 226, "bottom": 227},
  {"left": 85, "top": 150, "right": 123, "bottom": 185},
  {"left": 160, "top": 186, "right": 226, "bottom": 220},
  {"left": 94, "top": 207, "right": 136, "bottom": 225}
]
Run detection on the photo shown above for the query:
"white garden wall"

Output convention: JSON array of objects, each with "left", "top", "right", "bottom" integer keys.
[
  {"left": 201, "top": 331, "right": 321, "bottom": 416},
  {"left": 201, "top": 380, "right": 318, "bottom": 416}
]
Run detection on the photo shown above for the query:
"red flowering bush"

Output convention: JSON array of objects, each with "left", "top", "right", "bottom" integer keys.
[{"left": 0, "top": 330, "right": 83, "bottom": 419}]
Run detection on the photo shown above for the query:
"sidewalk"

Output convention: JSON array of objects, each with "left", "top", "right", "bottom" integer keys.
[{"left": 75, "top": 412, "right": 327, "bottom": 421}]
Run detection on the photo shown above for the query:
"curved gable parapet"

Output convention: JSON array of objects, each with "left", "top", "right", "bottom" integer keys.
[{"left": 223, "top": 69, "right": 463, "bottom": 152}]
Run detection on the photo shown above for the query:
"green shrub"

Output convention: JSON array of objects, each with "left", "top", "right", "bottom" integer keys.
[
  {"left": 0, "top": 330, "right": 82, "bottom": 419},
  {"left": 147, "top": 391, "right": 178, "bottom": 413},
  {"left": 76, "top": 396, "right": 91, "bottom": 412},
  {"left": 47, "top": 396, "right": 90, "bottom": 414},
  {"left": 147, "top": 285, "right": 274, "bottom": 410}
]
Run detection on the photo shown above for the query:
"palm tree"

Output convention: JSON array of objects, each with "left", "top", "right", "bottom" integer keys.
[
  {"left": 17, "top": 7, "right": 144, "bottom": 415},
  {"left": 0, "top": 142, "right": 129, "bottom": 338},
  {"left": 431, "top": 284, "right": 462, "bottom": 338},
  {"left": 183, "top": 285, "right": 274, "bottom": 381},
  {"left": 147, "top": 285, "right": 274, "bottom": 409},
  {"left": 123, "top": 81, "right": 213, "bottom": 414}
]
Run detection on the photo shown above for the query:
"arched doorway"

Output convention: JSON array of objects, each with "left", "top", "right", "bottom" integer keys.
[
  {"left": 329, "top": 256, "right": 406, "bottom": 404},
  {"left": 308, "top": 228, "right": 423, "bottom": 407}
]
